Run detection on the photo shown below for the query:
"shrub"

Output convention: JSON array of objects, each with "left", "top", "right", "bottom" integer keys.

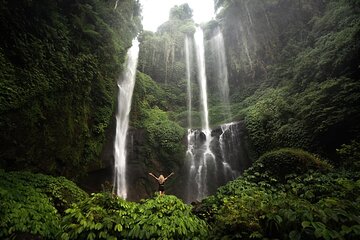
[
  {"left": 61, "top": 193, "right": 208, "bottom": 239},
  {"left": 0, "top": 170, "right": 62, "bottom": 239},
  {"left": 61, "top": 192, "right": 137, "bottom": 240},
  {"left": 336, "top": 140, "right": 360, "bottom": 170},
  {"left": 196, "top": 170, "right": 360, "bottom": 240},
  {"left": 0, "top": 170, "right": 88, "bottom": 214},
  {"left": 134, "top": 195, "right": 208, "bottom": 239},
  {"left": 246, "top": 148, "right": 332, "bottom": 182}
]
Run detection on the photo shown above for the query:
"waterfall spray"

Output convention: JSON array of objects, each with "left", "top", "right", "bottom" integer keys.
[{"left": 113, "top": 39, "right": 139, "bottom": 199}]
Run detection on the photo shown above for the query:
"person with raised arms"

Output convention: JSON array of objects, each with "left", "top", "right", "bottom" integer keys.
[{"left": 148, "top": 172, "right": 174, "bottom": 195}]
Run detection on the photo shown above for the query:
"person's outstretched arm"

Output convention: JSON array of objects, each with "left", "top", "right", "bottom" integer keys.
[
  {"left": 148, "top": 172, "right": 158, "bottom": 180},
  {"left": 165, "top": 172, "right": 174, "bottom": 181}
]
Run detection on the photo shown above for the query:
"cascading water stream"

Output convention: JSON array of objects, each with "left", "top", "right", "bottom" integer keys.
[
  {"left": 194, "top": 27, "right": 210, "bottom": 133},
  {"left": 185, "top": 35, "right": 197, "bottom": 202},
  {"left": 193, "top": 27, "right": 216, "bottom": 200},
  {"left": 113, "top": 39, "right": 139, "bottom": 199},
  {"left": 185, "top": 36, "right": 193, "bottom": 129},
  {"left": 210, "top": 27, "right": 231, "bottom": 120},
  {"left": 183, "top": 29, "right": 252, "bottom": 203}
]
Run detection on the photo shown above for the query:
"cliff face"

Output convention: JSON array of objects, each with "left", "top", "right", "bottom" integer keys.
[{"left": 0, "top": 0, "right": 142, "bottom": 178}]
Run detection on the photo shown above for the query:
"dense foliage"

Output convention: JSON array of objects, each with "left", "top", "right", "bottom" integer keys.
[
  {"left": 0, "top": 170, "right": 207, "bottom": 239},
  {"left": 0, "top": 0, "right": 141, "bottom": 178},
  {"left": 61, "top": 193, "right": 208, "bottom": 240},
  {"left": 240, "top": 77, "right": 360, "bottom": 159},
  {"left": 131, "top": 72, "right": 186, "bottom": 174},
  {"left": 0, "top": 170, "right": 87, "bottom": 239},
  {"left": 194, "top": 149, "right": 360, "bottom": 239}
]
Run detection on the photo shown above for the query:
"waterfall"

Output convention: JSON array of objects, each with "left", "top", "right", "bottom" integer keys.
[
  {"left": 185, "top": 129, "right": 196, "bottom": 203},
  {"left": 113, "top": 39, "right": 139, "bottom": 199},
  {"left": 184, "top": 122, "right": 250, "bottom": 203},
  {"left": 182, "top": 28, "right": 252, "bottom": 203},
  {"left": 194, "top": 27, "right": 210, "bottom": 133},
  {"left": 210, "top": 27, "right": 231, "bottom": 120},
  {"left": 185, "top": 36, "right": 193, "bottom": 129},
  {"left": 188, "top": 27, "right": 216, "bottom": 200}
]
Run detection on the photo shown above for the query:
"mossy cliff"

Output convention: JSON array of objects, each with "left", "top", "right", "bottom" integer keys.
[{"left": 0, "top": 0, "right": 141, "bottom": 178}]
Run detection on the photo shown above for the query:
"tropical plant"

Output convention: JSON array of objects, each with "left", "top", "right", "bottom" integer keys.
[
  {"left": 61, "top": 193, "right": 208, "bottom": 239},
  {"left": 0, "top": 170, "right": 87, "bottom": 239},
  {"left": 195, "top": 168, "right": 360, "bottom": 239}
]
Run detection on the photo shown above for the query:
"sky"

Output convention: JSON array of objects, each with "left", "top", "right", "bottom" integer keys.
[{"left": 140, "top": 0, "right": 215, "bottom": 32}]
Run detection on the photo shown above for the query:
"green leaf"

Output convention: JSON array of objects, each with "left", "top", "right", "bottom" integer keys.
[
  {"left": 301, "top": 221, "right": 311, "bottom": 228},
  {"left": 87, "top": 232, "right": 96, "bottom": 240},
  {"left": 114, "top": 224, "right": 123, "bottom": 232}
]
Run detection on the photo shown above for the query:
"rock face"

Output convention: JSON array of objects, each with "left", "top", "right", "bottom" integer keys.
[
  {"left": 79, "top": 124, "right": 154, "bottom": 201},
  {"left": 212, "top": 121, "right": 254, "bottom": 177},
  {"left": 125, "top": 127, "right": 153, "bottom": 201},
  {"left": 81, "top": 121, "right": 254, "bottom": 202}
]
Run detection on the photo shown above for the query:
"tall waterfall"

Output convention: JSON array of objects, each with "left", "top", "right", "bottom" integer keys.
[
  {"left": 185, "top": 36, "right": 193, "bottom": 129},
  {"left": 210, "top": 27, "right": 231, "bottom": 120},
  {"left": 182, "top": 28, "right": 252, "bottom": 203},
  {"left": 185, "top": 35, "right": 196, "bottom": 202},
  {"left": 194, "top": 27, "right": 210, "bottom": 133},
  {"left": 187, "top": 27, "right": 216, "bottom": 201},
  {"left": 113, "top": 39, "right": 139, "bottom": 199}
]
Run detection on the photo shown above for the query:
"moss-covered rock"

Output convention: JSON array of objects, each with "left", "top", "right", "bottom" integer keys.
[{"left": 246, "top": 148, "right": 332, "bottom": 182}]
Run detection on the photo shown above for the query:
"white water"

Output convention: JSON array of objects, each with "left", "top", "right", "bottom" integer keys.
[
  {"left": 113, "top": 39, "right": 139, "bottom": 199},
  {"left": 185, "top": 129, "right": 197, "bottom": 202},
  {"left": 185, "top": 36, "right": 193, "bottom": 129},
  {"left": 185, "top": 36, "right": 196, "bottom": 202},
  {"left": 193, "top": 27, "right": 216, "bottom": 200},
  {"left": 183, "top": 29, "right": 249, "bottom": 202},
  {"left": 210, "top": 27, "right": 232, "bottom": 120},
  {"left": 194, "top": 27, "right": 210, "bottom": 133}
]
